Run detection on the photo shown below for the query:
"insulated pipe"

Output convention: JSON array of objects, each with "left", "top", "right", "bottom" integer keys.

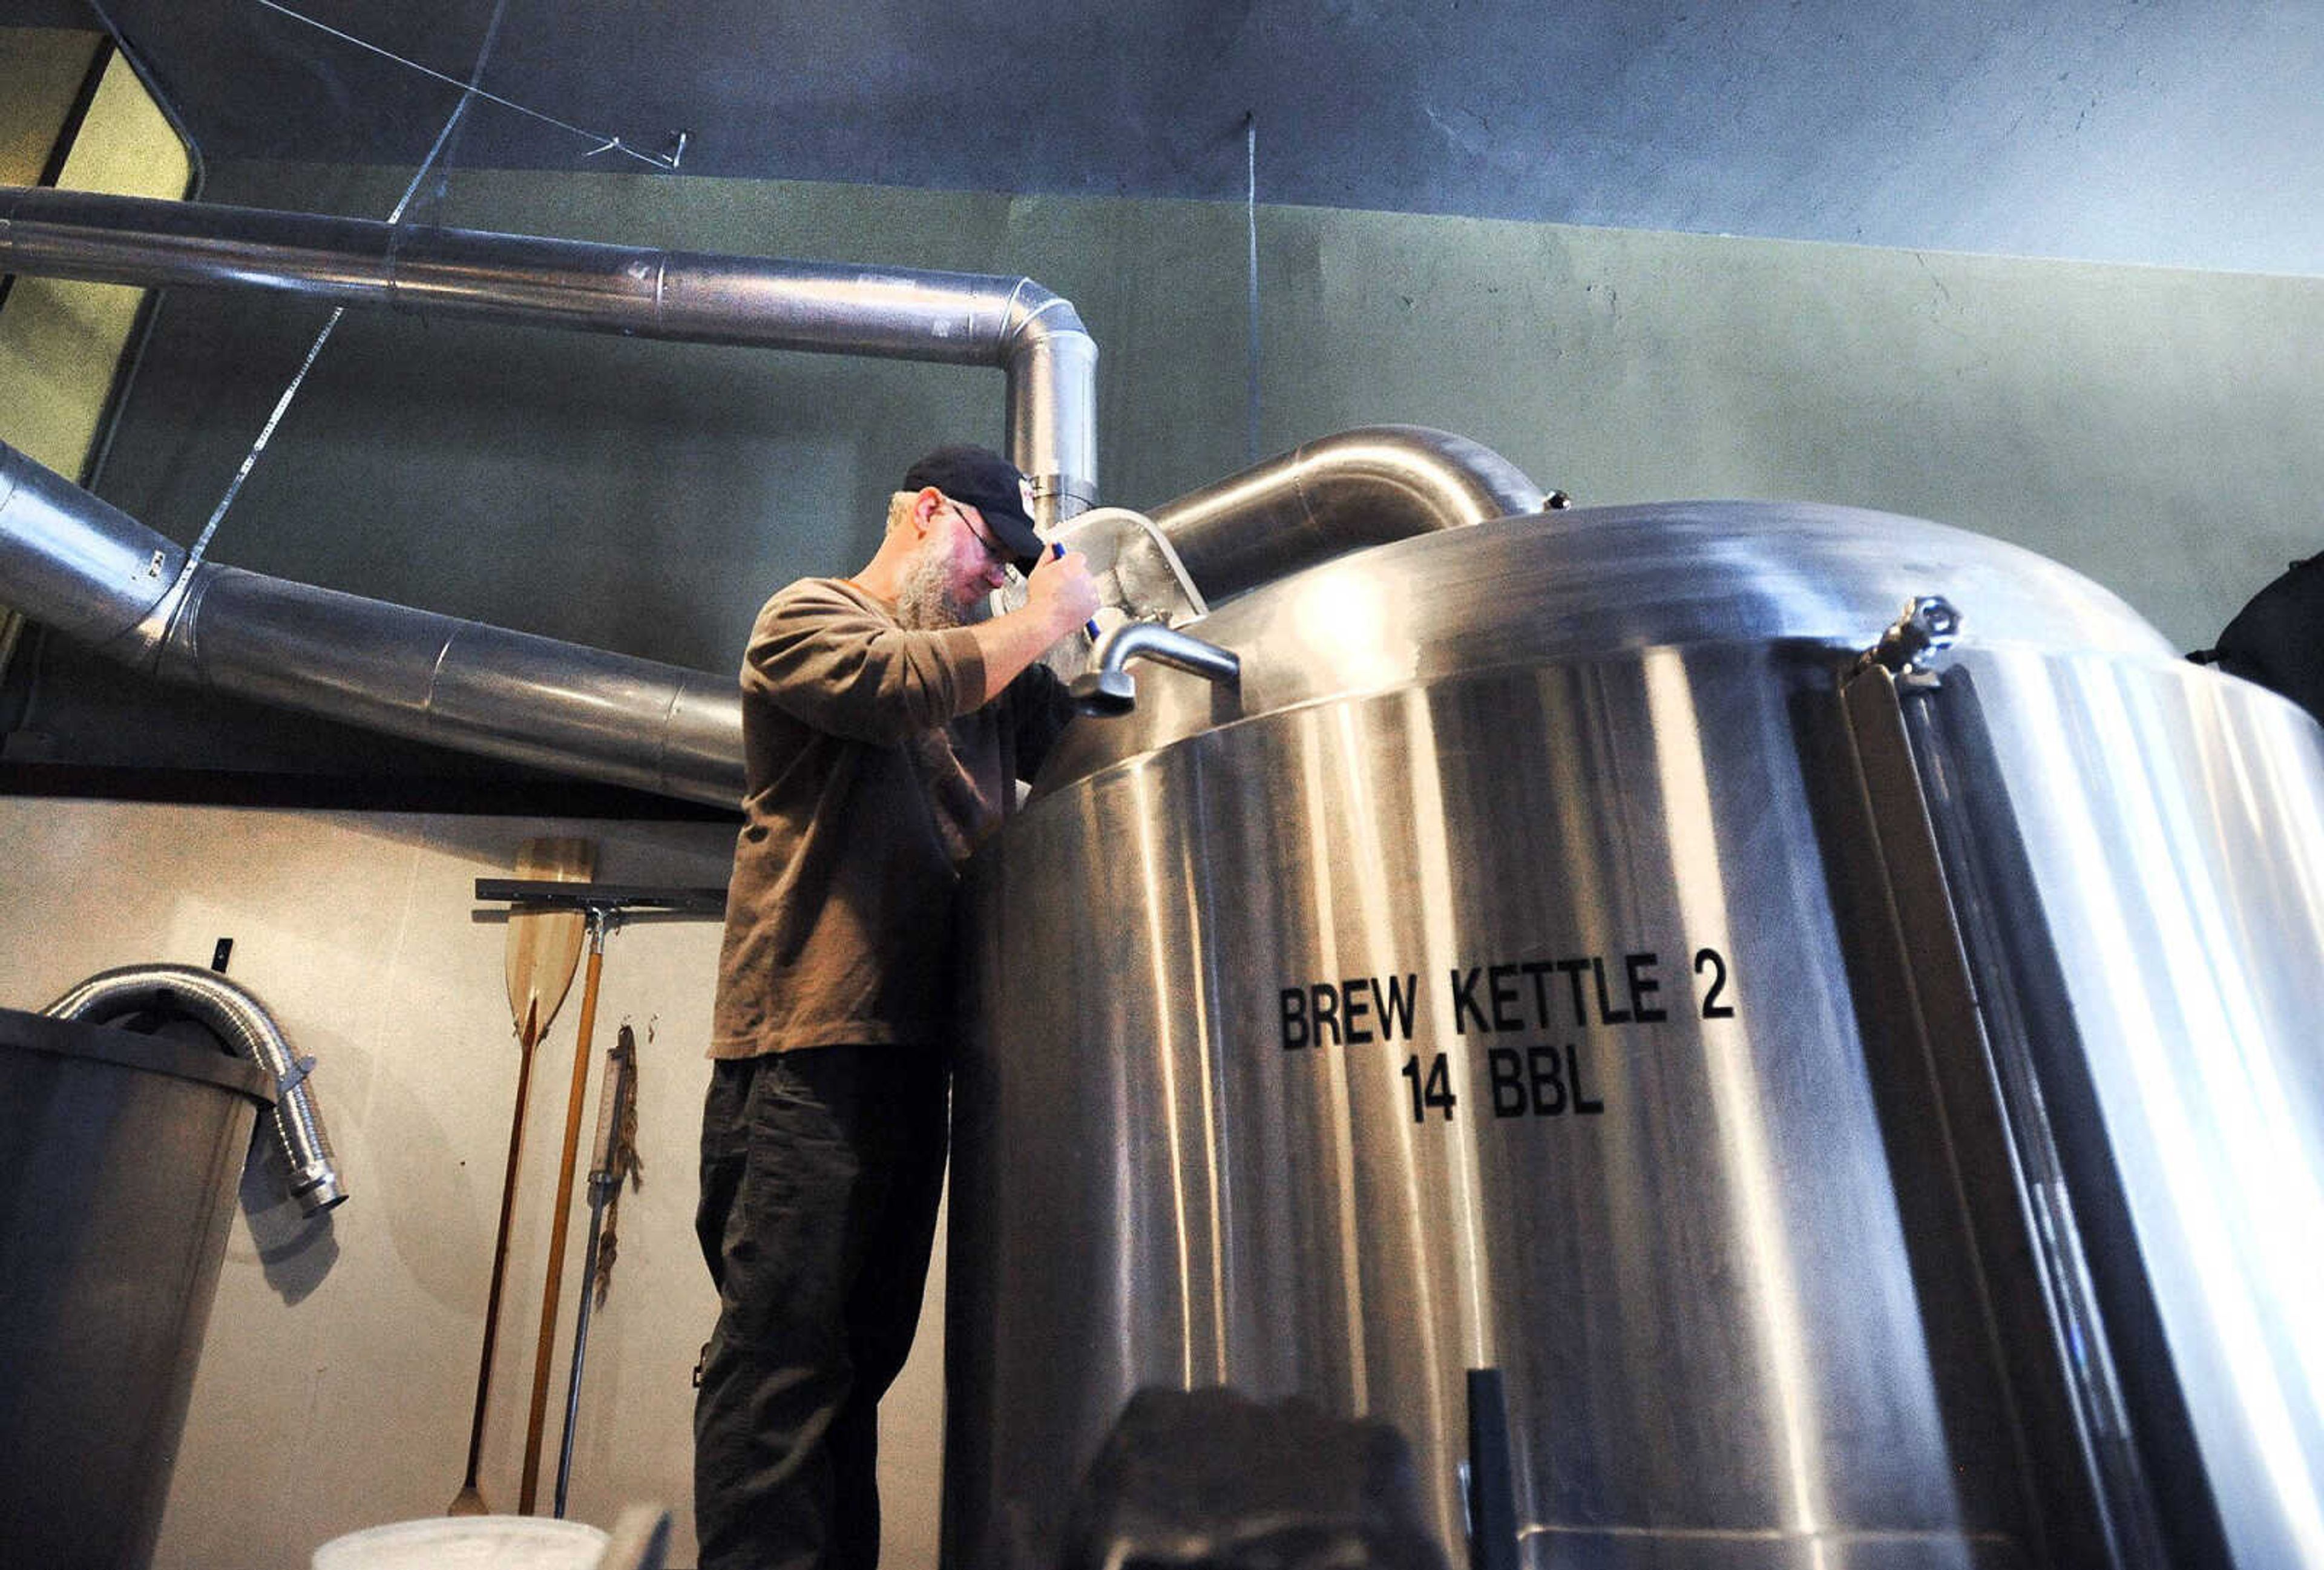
[
  {"left": 0, "top": 439, "right": 746, "bottom": 806},
  {"left": 0, "top": 186, "right": 1097, "bottom": 521},
  {"left": 0, "top": 432, "right": 182, "bottom": 654},
  {"left": 43, "top": 963, "right": 346, "bottom": 1215},
  {"left": 1147, "top": 425, "right": 1547, "bottom": 602}
]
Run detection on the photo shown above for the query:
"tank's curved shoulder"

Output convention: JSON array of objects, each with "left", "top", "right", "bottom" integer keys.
[{"left": 1033, "top": 500, "right": 2175, "bottom": 795}]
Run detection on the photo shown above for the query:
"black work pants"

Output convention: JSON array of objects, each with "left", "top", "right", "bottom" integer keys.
[{"left": 694, "top": 1045, "right": 949, "bottom": 1570}]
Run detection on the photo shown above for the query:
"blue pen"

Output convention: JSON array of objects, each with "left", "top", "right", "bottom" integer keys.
[{"left": 1050, "top": 540, "right": 1101, "bottom": 640}]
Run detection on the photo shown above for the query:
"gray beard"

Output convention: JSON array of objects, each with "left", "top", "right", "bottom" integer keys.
[{"left": 894, "top": 548, "right": 962, "bottom": 631}]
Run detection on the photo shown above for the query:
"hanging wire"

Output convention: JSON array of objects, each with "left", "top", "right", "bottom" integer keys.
[
  {"left": 255, "top": 0, "right": 681, "bottom": 171},
  {"left": 183, "top": 313, "right": 345, "bottom": 567},
  {"left": 182, "top": 0, "right": 511, "bottom": 571},
  {"left": 1245, "top": 111, "right": 1261, "bottom": 467},
  {"left": 389, "top": 0, "right": 512, "bottom": 228}
]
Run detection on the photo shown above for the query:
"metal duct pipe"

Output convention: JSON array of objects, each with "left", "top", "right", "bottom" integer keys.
[
  {"left": 0, "top": 186, "right": 1097, "bottom": 521},
  {"left": 0, "top": 431, "right": 181, "bottom": 656},
  {"left": 43, "top": 963, "right": 346, "bottom": 1215},
  {"left": 1, "top": 423, "right": 1545, "bottom": 803},
  {"left": 0, "top": 439, "right": 746, "bottom": 806},
  {"left": 1147, "top": 425, "right": 1548, "bottom": 602},
  {"left": 0, "top": 194, "right": 1544, "bottom": 801}
]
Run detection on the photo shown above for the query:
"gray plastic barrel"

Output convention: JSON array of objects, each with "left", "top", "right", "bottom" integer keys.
[{"left": 0, "top": 1003, "right": 274, "bottom": 1569}]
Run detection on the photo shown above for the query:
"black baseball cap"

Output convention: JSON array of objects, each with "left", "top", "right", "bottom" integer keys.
[{"left": 902, "top": 445, "right": 1045, "bottom": 573}]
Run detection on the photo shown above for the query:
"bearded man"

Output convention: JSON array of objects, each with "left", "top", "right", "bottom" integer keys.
[{"left": 695, "top": 445, "right": 1099, "bottom": 1570}]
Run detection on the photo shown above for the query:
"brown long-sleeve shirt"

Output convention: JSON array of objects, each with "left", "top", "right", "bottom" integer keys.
[{"left": 709, "top": 577, "right": 1073, "bottom": 1058}]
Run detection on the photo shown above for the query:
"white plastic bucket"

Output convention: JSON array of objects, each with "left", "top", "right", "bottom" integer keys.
[{"left": 312, "top": 1515, "right": 609, "bottom": 1569}]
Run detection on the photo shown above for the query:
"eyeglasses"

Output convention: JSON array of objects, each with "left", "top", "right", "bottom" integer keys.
[{"left": 943, "top": 499, "right": 1013, "bottom": 572}]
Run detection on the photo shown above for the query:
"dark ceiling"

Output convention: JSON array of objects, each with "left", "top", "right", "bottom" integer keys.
[{"left": 11, "top": 0, "right": 2323, "bottom": 274}]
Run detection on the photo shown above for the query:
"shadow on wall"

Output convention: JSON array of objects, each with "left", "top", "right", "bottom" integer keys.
[{"left": 238, "top": 1133, "right": 339, "bottom": 1305}]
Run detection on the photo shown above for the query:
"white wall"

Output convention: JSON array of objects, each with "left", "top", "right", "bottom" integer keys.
[{"left": 0, "top": 798, "right": 950, "bottom": 1570}]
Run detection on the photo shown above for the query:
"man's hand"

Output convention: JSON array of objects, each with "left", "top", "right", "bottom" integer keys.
[
  {"left": 967, "top": 545, "right": 1102, "bottom": 705},
  {"left": 1025, "top": 547, "right": 1101, "bottom": 643}
]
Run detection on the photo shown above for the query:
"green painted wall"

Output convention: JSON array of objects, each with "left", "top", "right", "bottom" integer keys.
[{"left": 85, "top": 160, "right": 2324, "bottom": 700}]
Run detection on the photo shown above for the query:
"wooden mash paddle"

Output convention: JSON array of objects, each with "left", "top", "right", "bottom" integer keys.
[{"left": 450, "top": 837, "right": 595, "bottom": 1516}]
